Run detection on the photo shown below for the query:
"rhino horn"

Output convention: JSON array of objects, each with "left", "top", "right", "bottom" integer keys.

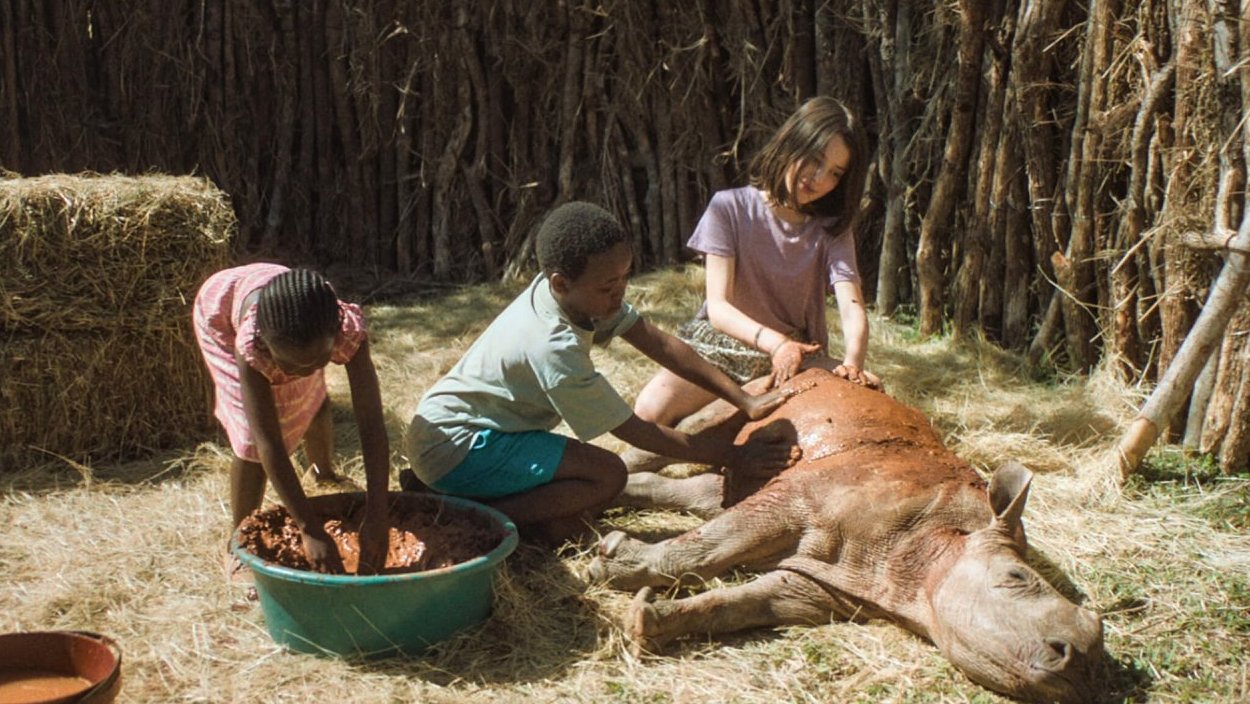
[{"left": 987, "top": 461, "right": 1033, "bottom": 552}]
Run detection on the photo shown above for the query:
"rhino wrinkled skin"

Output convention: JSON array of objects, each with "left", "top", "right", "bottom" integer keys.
[{"left": 593, "top": 368, "right": 1104, "bottom": 703}]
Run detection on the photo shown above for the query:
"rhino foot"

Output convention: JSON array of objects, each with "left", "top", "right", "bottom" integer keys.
[
  {"left": 588, "top": 531, "right": 676, "bottom": 590},
  {"left": 625, "top": 586, "right": 668, "bottom": 657},
  {"left": 599, "top": 530, "right": 628, "bottom": 558},
  {"left": 586, "top": 555, "right": 609, "bottom": 584},
  {"left": 586, "top": 531, "right": 630, "bottom": 585}
]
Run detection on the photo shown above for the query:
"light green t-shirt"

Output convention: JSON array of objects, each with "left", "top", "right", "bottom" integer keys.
[{"left": 407, "top": 274, "right": 640, "bottom": 483}]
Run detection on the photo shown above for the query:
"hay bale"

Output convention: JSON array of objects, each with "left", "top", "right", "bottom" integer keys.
[
  {"left": 0, "top": 175, "right": 235, "bottom": 331},
  {"left": 0, "top": 174, "right": 234, "bottom": 468}
]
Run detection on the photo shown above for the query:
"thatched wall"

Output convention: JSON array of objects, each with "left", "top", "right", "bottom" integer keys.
[
  {"left": 0, "top": 175, "right": 234, "bottom": 468},
  {"left": 0, "top": 0, "right": 874, "bottom": 280},
  {"left": 2, "top": 1, "right": 1248, "bottom": 470}
]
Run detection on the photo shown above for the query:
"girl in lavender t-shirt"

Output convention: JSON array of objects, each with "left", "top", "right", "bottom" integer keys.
[{"left": 635, "top": 97, "right": 883, "bottom": 427}]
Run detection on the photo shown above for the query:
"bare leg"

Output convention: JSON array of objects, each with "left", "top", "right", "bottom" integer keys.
[
  {"left": 625, "top": 373, "right": 769, "bottom": 474},
  {"left": 226, "top": 456, "right": 267, "bottom": 586},
  {"left": 486, "top": 440, "right": 627, "bottom": 544},
  {"left": 626, "top": 570, "right": 849, "bottom": 655},
  {"left": 303, "top": 399, "right": 356, "bottom": 487},
  {"left": 633, "top": 368, "right": 719, "bottom": 427},
  {"left": 230, "top": 456, "right": 267, "bottom": 528}
]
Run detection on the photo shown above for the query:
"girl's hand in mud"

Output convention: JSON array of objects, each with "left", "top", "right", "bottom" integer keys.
[
  {"left": 356, "top": 507, "right": 390, "bottom": 575},
  {"left": 300, "top": 524, "right": 346, "bottom": 574}
]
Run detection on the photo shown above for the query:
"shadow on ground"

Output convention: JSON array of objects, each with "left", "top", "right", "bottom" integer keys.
[{"left": 349, "top": 542, "right": 608, "bottom": 686}]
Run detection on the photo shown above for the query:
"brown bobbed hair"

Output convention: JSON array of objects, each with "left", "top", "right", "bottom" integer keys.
[{"left": 748, "top": 96, "right": 870, "bottom": 236}]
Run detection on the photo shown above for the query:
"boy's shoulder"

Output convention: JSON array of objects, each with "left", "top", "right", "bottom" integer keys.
[{"left": 472, "top": 276, "right": 573, "bottom": 354}]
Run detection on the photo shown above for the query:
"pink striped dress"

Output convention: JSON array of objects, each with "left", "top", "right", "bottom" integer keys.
[{"left": 192, "top": 263, "right": 367, "bottom": 461}]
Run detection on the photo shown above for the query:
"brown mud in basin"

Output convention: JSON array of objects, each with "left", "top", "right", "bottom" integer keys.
[{"left": 236, "top": 492, "right": 507, "bottom": 575}]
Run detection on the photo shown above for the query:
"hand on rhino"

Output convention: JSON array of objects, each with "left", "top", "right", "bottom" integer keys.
[
  {"left": 768, "top": 339, "right": 823, "bottom": 385},
  {"left": 722, "top": 433, "right": 803, "bottom": 477},
  {"left": 737, "top": 385, "right": 793, "bottom": 421},
  {"left": 831, "top": 362, "right": 883, "bottom": 391}
]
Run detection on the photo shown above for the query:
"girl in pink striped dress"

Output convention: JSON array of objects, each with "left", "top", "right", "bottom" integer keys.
[{"left": 194, "top": 263, "right": 390, "bottom": 574}]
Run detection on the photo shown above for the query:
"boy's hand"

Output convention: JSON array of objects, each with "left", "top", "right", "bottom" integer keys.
[
  {"left": 770, "top": 340, "right": 822, "bottom": 386},
  {"left": 740, "top": 387, "right": 792, "bottom": 421},
  {"left": 834, "top": 363, "right": 884, "bottom": 391},
  {"left": 301, "top": 523, "right": 346, "bottom": 574},
  {"left": 356, "top": 507, "right": 390, "bottom": 575},
  {"left": 723, "top": 435, "right": 802, "bottom": 476}
]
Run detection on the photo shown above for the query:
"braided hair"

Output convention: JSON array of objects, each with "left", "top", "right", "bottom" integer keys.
[
  {"left": 256, "top": 269, "right": 342, "bottom": 347},
  {"left": 536, "top": 202, "right": 629, "bottom": 279}
]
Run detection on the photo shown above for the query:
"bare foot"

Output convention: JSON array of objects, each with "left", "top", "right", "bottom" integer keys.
[
  {"left": 223, "top": 546, "right": 254, "bottom": 587},
  {"left": 308, "top": 466, "right": 362, "bottom": 492}
]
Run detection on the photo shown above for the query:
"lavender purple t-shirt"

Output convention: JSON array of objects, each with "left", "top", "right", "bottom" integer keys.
[{"left": 688, "top": 186, "right": 860, "bottom": 351}]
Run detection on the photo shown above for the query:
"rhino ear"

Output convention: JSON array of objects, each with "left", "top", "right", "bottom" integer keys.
[{"left": 988, "top": 461, "right": 1033, "bottom": 550}]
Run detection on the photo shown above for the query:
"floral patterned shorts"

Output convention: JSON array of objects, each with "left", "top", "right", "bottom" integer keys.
[{"left": 676, "top": 318, "right": 773, "bottom": 384}]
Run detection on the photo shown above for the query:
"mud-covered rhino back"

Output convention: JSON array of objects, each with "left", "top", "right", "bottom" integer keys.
[{"left": 726, "top": 369, "right": 988, "bottom": 506}]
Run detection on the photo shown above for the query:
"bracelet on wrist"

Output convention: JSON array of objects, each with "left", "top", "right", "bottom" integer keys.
[{"left": 753, "top": 325, "right": 766, "bottom": 352}]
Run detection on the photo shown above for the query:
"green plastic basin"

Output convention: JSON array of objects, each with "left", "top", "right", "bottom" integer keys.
[{"left": 231, "top": 492, "right": 518, "bottom": 658}]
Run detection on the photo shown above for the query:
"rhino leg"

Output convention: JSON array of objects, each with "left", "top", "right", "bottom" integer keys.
[
  {"left": 614, "top": 471, "right": 725, "bottom": 518},
  {"left": 618, "top": 447, "right": 676, "bottom": 475},
  {"left": 625, "top": 569, "right": 850, "bottom": 655},
  {"left": 620, "top": 392, "right": 751, "bottom": 474},
  {"left": 589, "top": 502, "right": 801, "bottom": 590},
  {"left": 611, "top": 396, "right": 750, "bottom": 514}
]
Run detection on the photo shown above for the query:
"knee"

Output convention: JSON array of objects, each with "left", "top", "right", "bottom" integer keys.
[
  {"left": 602, "top": 453, "right": 628, "bottom": 498},
  {"left": 633, "top": 372, "right": 683, "bottom": 426},
  {"left": 635, "top": 394, "right": 685, "bottom": 427},
  {"left": 633, "top": 389, "right": 665, "bottom": 425}
]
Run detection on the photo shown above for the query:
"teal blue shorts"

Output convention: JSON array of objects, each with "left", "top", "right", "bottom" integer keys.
[{"left": 430, "top": 428, "right": 568, "bottom": 499}]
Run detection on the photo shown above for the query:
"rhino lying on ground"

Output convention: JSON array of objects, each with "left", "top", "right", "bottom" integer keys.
[{"left": 595, "top": 368, "right": 1105, "bottom": 703}]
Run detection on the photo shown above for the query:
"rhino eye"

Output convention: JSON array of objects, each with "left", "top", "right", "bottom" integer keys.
[{"left": 998, "top": 567, "right": 1032, "bottom": 589}]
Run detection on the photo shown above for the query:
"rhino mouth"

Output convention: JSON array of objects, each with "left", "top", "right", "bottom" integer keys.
[
  {"left": 946, "top": 627, "right": 1104, "bottom": 704},
  {"left": 1004, "top": 635, "right": 1104, "bottom": 703}
]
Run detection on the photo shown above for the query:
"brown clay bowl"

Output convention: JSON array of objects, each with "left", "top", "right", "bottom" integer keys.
[{"left": 0, "top": 631, "right": 121, "bottom": 704}]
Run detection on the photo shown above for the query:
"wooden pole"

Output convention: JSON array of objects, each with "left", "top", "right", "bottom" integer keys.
[
  {"left": 915, "top": 0, "right": 985, "bottom": 336},
  {"left": 1118, "top": 212, "right": 1250, "bottom": 479}
]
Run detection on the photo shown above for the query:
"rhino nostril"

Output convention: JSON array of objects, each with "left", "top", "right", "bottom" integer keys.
[{"left": 1041, "top": 638, "right": 1073, "bottom": 669}]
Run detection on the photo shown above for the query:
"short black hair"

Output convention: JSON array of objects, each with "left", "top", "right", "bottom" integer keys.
[
  {"left": 535, "top": 201, "right": 629, "bottom": 280},
  {"left": 256, "top": 268, "right": 341, "bottom": 347}
]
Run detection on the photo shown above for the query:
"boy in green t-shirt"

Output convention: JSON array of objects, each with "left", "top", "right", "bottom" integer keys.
[{"left": 406, "top": 202, "right": 797, "bottom": 542}]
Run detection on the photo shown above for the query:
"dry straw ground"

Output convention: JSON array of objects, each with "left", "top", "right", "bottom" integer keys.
[{"left": 2, "top": 268, "right": 1248, "bottom": 703}]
